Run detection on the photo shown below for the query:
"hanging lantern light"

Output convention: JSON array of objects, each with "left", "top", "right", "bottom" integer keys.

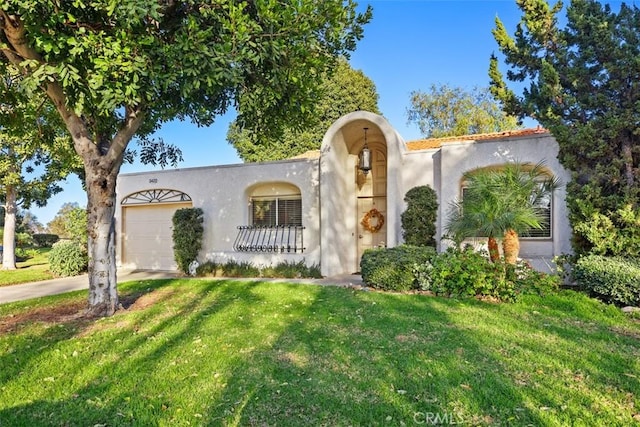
[{"left": 358, "top": 127, "right": 372, "bottom": 175}]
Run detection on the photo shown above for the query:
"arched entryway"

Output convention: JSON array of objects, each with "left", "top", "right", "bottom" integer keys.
[
  {"left": 319, "top": 111, "right": 404, "bottom": 277},
  {"left": 356, "top": 141, "right": 387, "bottom": 265}
]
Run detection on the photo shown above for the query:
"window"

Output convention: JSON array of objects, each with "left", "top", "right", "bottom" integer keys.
[
  {"left": 460, "top": 185, "right": 552, "bottom": 239},
  {"left": 251, "top": 197, "right": 302, "bottom": 227},
  {"left": 520, "top": 188, "right": 552, "bottom": 238}
]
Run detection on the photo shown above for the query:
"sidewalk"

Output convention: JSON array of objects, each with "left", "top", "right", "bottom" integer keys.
[
  {"left": 0, "top": 271, "right": 363, "bottom": 305},
  {"left": 0, "top": 270, "right": 180, "bottom": 305}
]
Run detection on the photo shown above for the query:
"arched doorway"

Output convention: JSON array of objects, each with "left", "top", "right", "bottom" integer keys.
[
  {"left": 319, "top": 111, "right": 404, "bottom": 277},
  {"left": 356, "top": 144, "right": 387, "bottom": 266}
]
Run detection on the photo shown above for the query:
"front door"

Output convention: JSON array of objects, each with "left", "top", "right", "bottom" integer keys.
[
  {"left": 357, "top": 196, "right": 388, "bottom": 265},
  {"left": 356, "top": 147, "right": 387, "bottom": 270}
]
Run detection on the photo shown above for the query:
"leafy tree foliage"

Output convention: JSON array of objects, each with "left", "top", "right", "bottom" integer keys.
[
  {"left": 228, "top": 59, "right": 380, "bottom": 162},
  {"left": 406, "top": 84, "right": 520, "bottom": 138},
  {"left": 401, "top": 185, "right": 438, "bottom": 247},
  {"left": 46, "top": 202, "right": 88, "bottom": 244},
  {"left": 490, "top": 0, "right": 640, "bottom": 254},
  {"left": 18, "top": 210, "right": 45, "bottom": 234},
  {"left": 1, "top": 68, "right": 78, "bottom": 269},
  {"left": 1, "top": 1, "right": 371, "bottom": 315}
]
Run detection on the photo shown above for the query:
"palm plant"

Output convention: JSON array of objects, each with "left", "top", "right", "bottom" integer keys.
[{"left": 445, "top": 161, "right": 559, "bottom": 264}]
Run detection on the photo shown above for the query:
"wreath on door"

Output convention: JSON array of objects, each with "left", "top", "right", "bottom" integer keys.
[{"left": 361, "top": 208, "right": 385, "bottom": 233}]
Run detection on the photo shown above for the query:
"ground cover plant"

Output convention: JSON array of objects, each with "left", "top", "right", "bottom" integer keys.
[
  {"left": 1, "top": 279, "right": 639, "bottom": 426},
  {"left": 196, "top": 260, "right": 322, "bottom": 279},
  {"left": 0, "top": 247, "right": 53, "bottom": 287}
]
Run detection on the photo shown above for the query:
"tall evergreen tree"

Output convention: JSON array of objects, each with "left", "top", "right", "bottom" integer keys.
[{"left": 490, "top": 0, "right": 640, "bottom": 253}]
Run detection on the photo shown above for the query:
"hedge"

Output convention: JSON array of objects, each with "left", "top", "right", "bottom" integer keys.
[{"left": 573, "top": 255, "right": 640, "bottom": 307}]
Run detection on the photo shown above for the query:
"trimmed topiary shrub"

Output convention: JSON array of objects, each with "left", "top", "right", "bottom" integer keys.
[
  {"left": 48, "top": 240, "right": 88, "bottom": 277},
  {"left": 361, "top": 245, "right": 436, "bottom": 291},
  {"left": 172, "top": 208, "right": 204, "bottom": 274},
  {"left": 573, "top": 255, "right": 640, "bottom": 306},
  {"left": 401, "top": 185, "right": 438, "bottom": 246},
  {"left": 33, "top": 233, "right": 60, "bottom": 247}
]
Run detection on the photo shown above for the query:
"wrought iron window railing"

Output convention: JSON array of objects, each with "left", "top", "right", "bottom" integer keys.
[{"left": 233, "top": 225, "right": 305, "bottom": 253}]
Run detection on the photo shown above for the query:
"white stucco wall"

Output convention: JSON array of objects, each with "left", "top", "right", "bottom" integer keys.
[{"left": 115, "top": 157, "right": 321, "bottom": 270}]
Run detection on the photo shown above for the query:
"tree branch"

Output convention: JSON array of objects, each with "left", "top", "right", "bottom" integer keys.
[
  {"left": 105, "top": 105, "right": 145, "bottom": 168},
  {"left": 1, "top": 10, "right": 98, "bottom": 161}
]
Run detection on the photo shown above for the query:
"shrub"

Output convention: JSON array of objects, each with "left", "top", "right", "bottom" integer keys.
[
  {"left": 221, "top": 261, "right": 261, "bottom": 277},
  {"left": 510, "top": 261, "right": 560, "bottom": 297},
  {"left": 401, "top": 185, "right": 438, "bottom": 246},
  {"left": 573, "top": 204, "right": 640, "bottom": 257},
  {"left": 172, "top": 208, "right": 204, "bottom": 274},
  {"left": 573, "top": 255, "right": 640, "bottom": 306},
  {"left": 361, "top": 245, "right": 436, "bottom": 291},
  {"left": 262, "top": 260, "right": 322, "bottom": 279},
  {"left": 196, "top": 261, "right": 220, "bottom": 277},
  {"left": 415, "top": 247, "right": 516, "bottom": 301},
  {"left": 33, "top": 233, "right": 60, "bottom": 247},
  {"left": 49, "top": 240, "right": 88, "bottom": 277},
  {"left": 196, "top": 259, "right": 322, "bottom": 279}
]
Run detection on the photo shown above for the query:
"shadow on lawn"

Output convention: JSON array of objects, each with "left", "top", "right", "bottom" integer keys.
[
  {"left": 207, "top": 286, "right": 547, "bottom": 426},
  {"left": 0, "top": 279, "right": 270, "bottom": 426},
  {"left": 1, "top": 281, "right": 638, "bottom": 426},
  {"left": 0, "top": 279, "right": 180, "bottom": 389}
]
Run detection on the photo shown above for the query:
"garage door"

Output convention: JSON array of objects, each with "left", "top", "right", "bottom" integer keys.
[{"left": 122, "top": 202, "right": 192, "bottom": 270}]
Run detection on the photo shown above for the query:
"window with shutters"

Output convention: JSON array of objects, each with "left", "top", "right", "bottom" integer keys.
[
  {"left": 461, "top": 182, "right": 552, "bottom": 239},
  {"left": 251, "top": 197, "right": 302, "bottom": 227}
]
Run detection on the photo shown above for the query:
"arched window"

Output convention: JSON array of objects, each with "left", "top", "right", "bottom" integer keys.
[
  {"left": 460, "top": 164, "right": 554, "bottom": 239},
  {"left": 121, "top": 189, "right": 191, "bottom": 205}
]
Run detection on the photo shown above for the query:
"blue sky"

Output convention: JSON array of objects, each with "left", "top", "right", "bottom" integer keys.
[{"left": 32, "top": 0, "right": 534, "bottom": 224}]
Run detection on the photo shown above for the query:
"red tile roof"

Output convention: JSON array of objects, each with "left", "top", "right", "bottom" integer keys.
[{"left": 406, "top": 127, "right": 549, "bottom": 151}]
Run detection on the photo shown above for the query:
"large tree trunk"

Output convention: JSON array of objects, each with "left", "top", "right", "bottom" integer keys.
[
  {"left": 503, "top": 229, "right": 520, "bottom": 265},
  {"left": 2, "top": 185, "right": 18, "bottom": 270},
  {"left": 84, "top": 161, "right": 120, "bottom": 317}
]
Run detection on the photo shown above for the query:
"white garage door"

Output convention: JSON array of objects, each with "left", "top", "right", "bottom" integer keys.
[{"left": 122, "top": 202, "right": 192, "bottom": 270}]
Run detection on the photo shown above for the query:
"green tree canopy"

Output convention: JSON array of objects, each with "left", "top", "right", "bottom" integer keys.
[
  {"left": 228, "top": 59, "right": 380, "bottom": 162},
  {"left": 406, "top": 83, "right": 520, "bottom": 138},
  {"left": 490, "top": 0, "right": 640, "bottom": 253},
  {"left": 1, "top": 68, "right": 78, "bottom": 269},
  {"left": 1, "top": 1, "right": 371, "bottom": 315},
  {"left": 47, "top": 202, "right": 88, "bottom": 244}
]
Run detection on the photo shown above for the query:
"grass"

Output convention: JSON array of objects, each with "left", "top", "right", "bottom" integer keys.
[
  {"left": 0, "top": 279, "right": 639, "bottom": 426},
  {"left": 0, "top": 247, "right": 54, "bottom": 287}
]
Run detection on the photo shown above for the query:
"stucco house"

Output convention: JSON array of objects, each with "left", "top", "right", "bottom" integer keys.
[{"left": 115, "top": 111, "right": 572, "bottom": 276}]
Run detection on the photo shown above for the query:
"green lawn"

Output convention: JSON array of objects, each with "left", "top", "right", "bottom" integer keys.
[
  {"left": 0, "top": 279, "right": 638, "bottom": 426},
  {"left": 0, "top": 247, "right": 54, "bottom": 287}
]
